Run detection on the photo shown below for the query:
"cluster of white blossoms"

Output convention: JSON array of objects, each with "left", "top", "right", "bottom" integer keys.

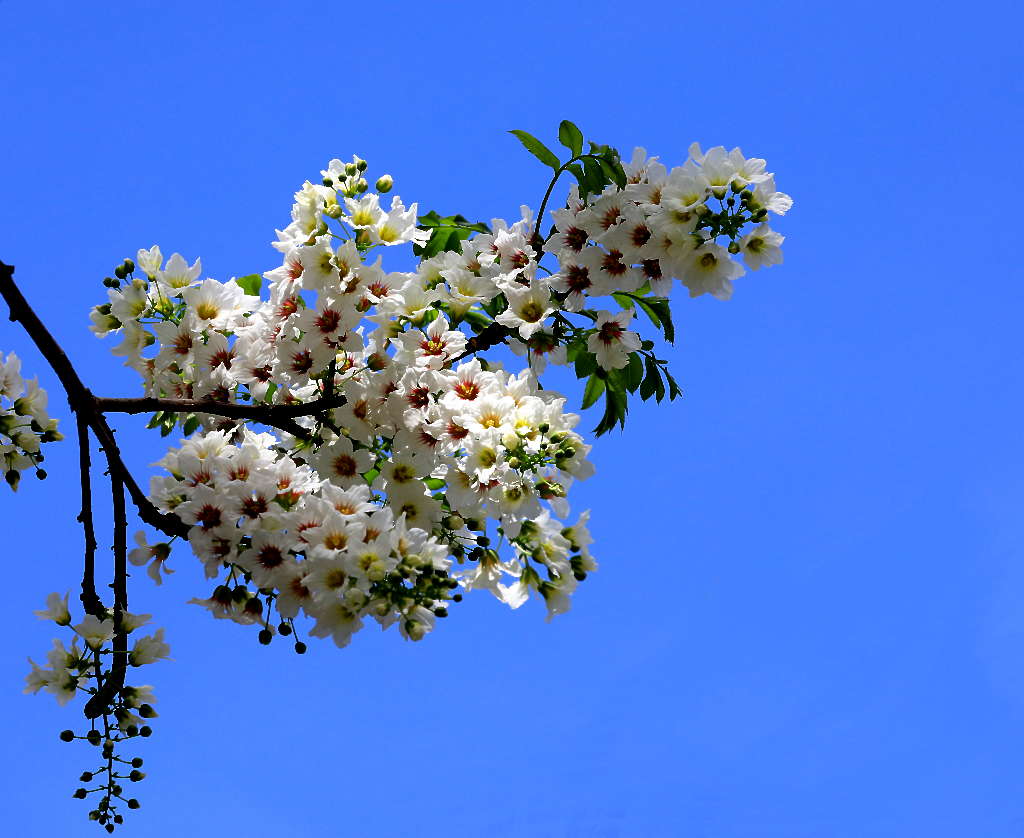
[
  {"left": 26, "top": 592, "right": 169, "bottom": 711},
  {"left": 81, "top": 142, "right": 788, "bottom": 649},
  {"left": 0, "top": 351, "right": 61, "bottom": 490},
  {"left": 9, "top": 127, "right": 789, "bottom": 827}
]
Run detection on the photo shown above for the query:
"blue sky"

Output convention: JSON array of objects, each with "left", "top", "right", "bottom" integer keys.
[{"left": 2, "top": 1, "right": 1023, "bottom": 835}]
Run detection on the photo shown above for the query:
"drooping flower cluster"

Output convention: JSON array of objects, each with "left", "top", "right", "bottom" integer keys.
[
  {"left": 0, "top": 351, "right": 61, "bottom": 490},
  {"left": 26, "top": 593, "right": 167, "bottom": 827}
]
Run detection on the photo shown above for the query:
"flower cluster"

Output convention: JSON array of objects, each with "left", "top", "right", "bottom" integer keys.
[
  {"left": 8, "top": 123, "right": 790, "bottom": 828},
  {"left": 83, "top": 135, "right": 791, "bottom": 649},
  {"left": 0, "top": 351, "right": 61, "bottom": 489},
  {"left": 26, "top": 593, "right": 167, "bottom": 828}
]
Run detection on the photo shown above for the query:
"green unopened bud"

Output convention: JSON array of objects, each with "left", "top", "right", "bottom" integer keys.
[
  {"left": 129, "top": 770, "right": 145, "bottom": 782},
  {"left": 139, "top": 703, "right": 157, "bottom": 719},
  {"left": 375, "top": 174, "right": 393, "bottom": 193},
  {"left": 114, "top": 265, "right": 127, "bottom": 280},
  {"left": 73, "top": 788, "right": 88, "bottom": 799},
  {"left": 123, "top": 258, "right": 135, "bottom": 273},
  {"left": 127, "top": 799, "right": 140, "bottom": 810},
  {"left": 139, "top": 725, "right": 152, "bottom": 737},
  {"left": 322, "top": 177, "right": 333, "bottom": 187},
  {"left": 355, "top": 157, "right": 367, "bottom": 172},
  {"left": 60, "top": 729, "right": 75, "bottom": 742},
  {"left": 344, "top": 162, "right": 358, "bottom": 176},
  {"left": 324, "top": 202, "right": 343, "bottom": 219},
  {"left": 355, "top": 178, "right": 368, "bottom": 194},
  {"left": 131, "top": 758, "right": 144, "bottom": 768},
  {"left": 278, "top": 622, "right": 292, "bottom": 636},
  {"left": 36, "top": 469, "right": 47, "bottom": 480},
  {"left": 258, "top": 628, "right": 273, "bottom": 645},
  {"left": 86, "top": 730, "right": 102, "bottom": 745},
  {"left": 727, "top": 241, "right": 741, "bottom": 254},
  {"left": 741, "top": 189, "right": 753, "bottom": 201},
  {"left": 294, "top": 641, "right": 307, "bottom": 655}
]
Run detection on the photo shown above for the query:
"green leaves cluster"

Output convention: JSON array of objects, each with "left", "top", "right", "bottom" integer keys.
[
  {"left": 413, "top": 212, "right": 491, "bottom": 260},
  {"left": 510, "top": 120, "right": 627, "bottom": 203}
]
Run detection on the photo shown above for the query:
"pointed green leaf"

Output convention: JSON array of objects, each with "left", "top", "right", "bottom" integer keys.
[
  {"left": 581, "top": 373, "right": 606, "bottom": 409},
  {"left": 558, "top": 120, "right": 584, "bottom": 158},
  {"left": 509, "top": 130, "right": 561, "bottom": 170},
  {"left": 625, "top": 352, "right": 644, "bottom": 392}
]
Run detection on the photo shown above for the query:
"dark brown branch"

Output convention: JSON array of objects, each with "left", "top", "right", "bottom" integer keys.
[
  {"left": 0, "top": 261, "right": 188, "bottom": 539},
  {"left": 84, "top": 470, "right": 128, "bottom": 719},
  {"left": 452, "top": 322, "right": 513, "bottom": 363},
  {"left": 76, "top": 413, "right": 104, "bottom": 619},
  {"left": 93, "top": 394, "right": 347, "bottom": 440}
]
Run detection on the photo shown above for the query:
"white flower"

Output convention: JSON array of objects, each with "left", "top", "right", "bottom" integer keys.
[
  {"left": 74, "top": 614, "right": 114, "bottom": 649},
  {"left": 33, "top": 592, "right": 71, "bottom": 626},
  {"left": 739, "top": 224, "right": 785, "bottom": 270},
  {"left": 130, "top": 628, "right": 170, "bottom": 666},
  {"left": 586, "top": 310, "right": 641, "bottom": 371}
]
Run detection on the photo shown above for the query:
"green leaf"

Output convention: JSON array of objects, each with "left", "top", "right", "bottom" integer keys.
[
  {"left": 582, "top": 156, "right": 606, "bottom": 195},
  {"left": 236, "top": 273, "right": 262, "bottom": 297},
  {"left": 423, "top": 477, "right": 446, "bottom": 491},
  {"left": 509, "top": 130, "right": 561, "bottom": 170},
  {"left": 558, "top": 120, "right": 584, "bottom": 158},
  {"left": 664, "top": 367, "right": 683, "bottom": 400},
  {"left": 565, "top": 163, "right": 589, "bottom": 201},
  {"left": 574, "top": 351, "right": 597, "bottom": 379},
  {"left": 640, "top": 355, "right": 665, "bottom": 402},
  {"left": 182, "top": 414, "right": 200, "bottom": 436},
  {"left": 145, "top": 411, "right": 165, "bottom": 430},
  {"left": 581, "top": 374, "right": 606, "bottom": 409},
  {"left": 362, "top": 467, "right": 380, "bottom": 486},
  {"left": 625, "top": 353, "right": 644, "bottom": 392},
  {"left": 597, "top": 156, "right": 627, "bottom": 190}
]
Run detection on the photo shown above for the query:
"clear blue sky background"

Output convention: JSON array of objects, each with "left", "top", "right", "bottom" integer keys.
[{"left": 1, "top": 1, "right": 1022, "bottom": 835}]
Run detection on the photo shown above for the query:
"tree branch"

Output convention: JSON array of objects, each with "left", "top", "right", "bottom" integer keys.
[
  {"left": 76, "top": 413, "right": 104, "bottom": 619},
  {"left": 93, "top": 394, "right": 347, "bottom": 440},
  {"left": 0, "top": 261, "right": 188, "bottom": 539}
]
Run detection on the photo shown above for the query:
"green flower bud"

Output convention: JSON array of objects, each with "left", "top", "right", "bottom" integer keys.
[
  {"left": 124, "top": 258, "right": 135, "bottom": 273},
  {"left": 278, "top": 622, "right": 292, "bottom": 636},
  {"left": 258, "top": 629, "right": 273, "bottom": 645},
  {"left": 73, "top": 788, "right": 88, "bottom": 799},
  {"left": 355, "top": 178, "right": 368, "bottom": 194},
  {"left": 728, "top": 241, "right": 741, "bottom": 254},
  {"left": 59, "top": 729, "right": 75, "bottom": 742},
  {"left": 114, "top": 265, "right": 127, "bottom": 280},
  {"left": 294, "top": 641, "right": 307, "bottom": 655},
  {"left": 139, "top": 726, "right": 152, "bottom": 737},
  {"left": 127, "top": 799, "right": 140, "bottom": 810},
  {"left": 375, "top": 174, "right": 394, "bottom": 193},
  {"left": 131, "top": 758, "right": 144, "bottom": 768}
]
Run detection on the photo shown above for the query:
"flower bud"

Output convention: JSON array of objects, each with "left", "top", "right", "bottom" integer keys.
[
  {"left": 114, "top": 265, "right": 127, "bottom": 280},
  {"left": 355, "top": 178, "right": 368, "bottom": 194},
  {"left": 258, "top": 629, "right": 273, "bottom": 645},
  {"left": 375, "top": 174, "right": 393, "bottom": 193},
  {"left": 73, "top": 788, "right": 88, "bottom": 799},
  {"left": 728, "top": 241, "right": 741, "bottom": 254},
  {"left": 131, "top": 758, "right": 144, "bottom": 768},
  {"left": 127, "top": 799, "right": 140, "bottom": 810},
  {"left": 123, "top": 258, "right": 135, "bottom": 273},
  {"left": 294, "top": 641, "right": 307, "bottom": 655},
  {"left": 278, "top": 621, "right": 292, "bottom": 636},
  {"left": 345, "top": 162, "right": 358, "bottom": 176},
  {"left": 139, "top": 725, "right": 152, "bottom": 737},
  {"left": 60, "top": 729, "right": 75, "bottom": 742},
  {"left": 139, "top": 703, "right": 157, "bottom": 719},
  {"left": 324, "top": 202, "right": 343, "bottom": 219},
  {"left": 355, "top": 157, "right": 367, "bottom": 172}
]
